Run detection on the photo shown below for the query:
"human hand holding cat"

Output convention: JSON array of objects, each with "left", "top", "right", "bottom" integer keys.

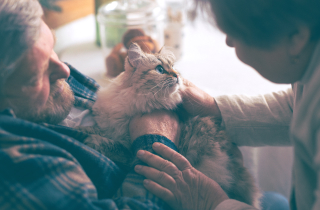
[
  {"left": 134, "top": 143, "right": 229, "bottom": 210},
  {"left": 129, "top": 110, "right": 180, "bottom": 146},
  {"left": 91, "top": 43, "right": 258, "bottom": 207},
  {"left": 180, "top": 79, "right": 222, "bottom": 119}
]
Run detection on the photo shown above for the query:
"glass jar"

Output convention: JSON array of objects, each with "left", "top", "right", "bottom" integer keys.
[
  {"left": 164, "top": 0, "right": 186, "bottom": 60},
  {"left": 97, "top": 0, "right": 165, "bottom": 78},
  {"left": 95, "top": 0, "right": 113, "bottom": 46}
]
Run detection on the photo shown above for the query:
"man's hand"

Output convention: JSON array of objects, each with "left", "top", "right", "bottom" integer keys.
[
  {"left": 180, "top": 79, "right": 222, "bottom": 119},
  {"left": 134, "top": 143, "right": 229, "bottom": 210},
  {"left": 129, "top": 110, "right": 180, "bottom": 146}
]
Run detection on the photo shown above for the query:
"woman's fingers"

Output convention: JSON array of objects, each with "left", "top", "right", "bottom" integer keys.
[
  {"left": 136, "top": 149, "right": 183, "bottom": 177},
  {"left": 143, "top": 179, "right": 174, "bottom": 202},
  {"left": 135, "top": 165, "right": 179, "bottom": 208},
  {"left": 151, "top": 143, "right": 192, "bottom": 171},
  {"left": 142, "top": 179, "right": 179, "bottom": 209},
  {"left": 135, "top": 165, "right": 176, "bottom": 190},
  {"left": 179, "top": 78, "right": 222, "bottom": 118}
]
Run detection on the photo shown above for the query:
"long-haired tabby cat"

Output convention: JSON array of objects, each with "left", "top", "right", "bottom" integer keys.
[{"left": 84, "top": 43, "right": 261, "bottom": 208}]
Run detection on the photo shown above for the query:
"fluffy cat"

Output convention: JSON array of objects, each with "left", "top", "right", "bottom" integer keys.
[{"left": 86, "top": 43, "right": 261, "bottom": 208}]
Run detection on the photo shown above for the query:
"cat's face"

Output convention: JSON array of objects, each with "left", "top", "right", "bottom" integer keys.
[{"left": 124, "top": 43, "right": 181, "bottom": 98}]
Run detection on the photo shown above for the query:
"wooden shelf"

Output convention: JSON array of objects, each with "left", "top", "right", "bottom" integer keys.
[{"left": 43, "top": 0, "right": 94, "bottom": 29}]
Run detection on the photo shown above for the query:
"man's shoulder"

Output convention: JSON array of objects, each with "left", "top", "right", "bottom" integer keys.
[
  {"left": 0, "top": 108, "right": 33, "bottom": 131},
  {"left": 0, "top": 108, "right": 17, "bottom": 120},
  {"left": 0, "top": 108, "right": 119, "bottom": 173}
]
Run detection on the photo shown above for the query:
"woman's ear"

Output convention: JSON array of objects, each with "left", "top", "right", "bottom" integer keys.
[
  {"left": 288, "top": 24, "right": 311, "bottom": 57},
  {"left": 127, "top": 43, "right": 146, "bottom": 67}
]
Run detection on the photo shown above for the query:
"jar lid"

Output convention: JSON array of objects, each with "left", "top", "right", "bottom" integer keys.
[{"left": 97, "top": 0, "right": 165, "bottom": 26}]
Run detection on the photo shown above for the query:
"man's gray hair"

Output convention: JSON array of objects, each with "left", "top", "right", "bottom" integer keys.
[{"left": 0, "top": 0, "right": 43, "bottom": 92}]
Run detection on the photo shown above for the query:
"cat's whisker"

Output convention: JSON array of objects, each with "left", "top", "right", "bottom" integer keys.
[
  {"left": 133, "top": 82, "right": 166, "bottom": 97},
  {"left": 149, "top": 81, "right": 165, "bottom": 91},
  {"left": 153, "top": 81, "right": 167, "bottom": 97},
  {"left": 164, "top": 86, "right": 170, "bottom": 103},
  {"left": 135, "top": 92, "right": 150, "bottom": 96},
  {"left": 164, "top": 82, "right": 173, "bottom": 103},
  {"left": 134, "top": 82, "right": 166, "bottom": 97},
  {"left": 150, "top": 88, "right": 164, "bottom": 97},
  {"left": 152, "top": 80, "right": 167, "bottom": 96},
  {"left": 148, "top": 79, "right": 168, "bottom": 91},
  {"left": 153, "top": 86, "right": 164, "bottom": 97}
]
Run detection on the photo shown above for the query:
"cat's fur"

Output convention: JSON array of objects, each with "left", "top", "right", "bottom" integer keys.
[{"left": 86, "top": 43, "right": 261, "bottom": 208}]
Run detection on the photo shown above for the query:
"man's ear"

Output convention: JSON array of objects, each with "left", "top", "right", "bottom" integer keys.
[{"left": 288, "top": 24, "right": 311, "bottom": 57}]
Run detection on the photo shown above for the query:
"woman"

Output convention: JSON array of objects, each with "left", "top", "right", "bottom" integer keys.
[{"left": 130, "top": 0, "right": 320, "bottom": 209}]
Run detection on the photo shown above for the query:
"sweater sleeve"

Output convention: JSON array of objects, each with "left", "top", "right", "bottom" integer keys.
[
  {"left": 215, "top": 88, "right": 293, "bottom": 146},
  {"left": 113, "top": 134, "right": 178, "bottom": 209}
]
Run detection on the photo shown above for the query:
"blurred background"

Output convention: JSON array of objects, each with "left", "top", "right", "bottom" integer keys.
[{"left": 41, "top": 0, "right": 293, "bottom": 200}]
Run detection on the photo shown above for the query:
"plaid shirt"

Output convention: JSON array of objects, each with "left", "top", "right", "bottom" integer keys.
[
  {"left": 0, "top": 65, "right": 177, "bottom": 210},
  {"left": 66, "top": 63, "right": 100, "bottom": 109}
]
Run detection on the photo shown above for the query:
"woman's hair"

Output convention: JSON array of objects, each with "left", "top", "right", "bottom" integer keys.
[
  {"left": 195, "top": 0, "right": 320, "bottom": 48},
  {"left": 0, "top": 0, "right": 43, "bottom": 92}
]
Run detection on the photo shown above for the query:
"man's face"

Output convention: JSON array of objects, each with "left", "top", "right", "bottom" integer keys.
[{"left": 1, "top": 21, "right": 74, "bottom": 124}]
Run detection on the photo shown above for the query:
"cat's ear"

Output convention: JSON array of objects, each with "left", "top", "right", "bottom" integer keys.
[{"left": 127, "top": 43, "right": 146, "bottom": 68}]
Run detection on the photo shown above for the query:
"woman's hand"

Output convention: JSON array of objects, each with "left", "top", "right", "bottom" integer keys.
[
  {"left": 134, "top": 143, "right": 229, "bottom": 210},
  {"left": 180, "top": 79, "right": 222, "bottom": 119}
]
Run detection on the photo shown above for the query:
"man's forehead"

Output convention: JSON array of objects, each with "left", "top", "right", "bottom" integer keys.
[{"left": 37, "top": 21, "right": 55, "bottom": 47}]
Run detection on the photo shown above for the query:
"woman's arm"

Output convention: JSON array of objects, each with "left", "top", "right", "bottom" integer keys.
[
  {"left": 215, "top": 88, "right": 293, "bottom": 146},
  {"left": 180, "top": 79, "right": 293, "bottom": 146}
]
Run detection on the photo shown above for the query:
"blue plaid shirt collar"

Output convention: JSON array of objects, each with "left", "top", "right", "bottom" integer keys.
[{"left": 66, "top": 63, "right": 100, "bottom": 109}]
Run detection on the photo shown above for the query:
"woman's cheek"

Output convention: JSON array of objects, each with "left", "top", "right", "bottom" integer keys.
[
  {"left": 235, "top": 47, "right": 259, "bottom": 70},
  {"left": 235, "top": 47, "right": 248, "bottom": 65}
]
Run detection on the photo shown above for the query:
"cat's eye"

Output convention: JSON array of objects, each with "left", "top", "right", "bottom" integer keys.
[{"left": 155, "top": 65, "right": 165, "bottom": 74}]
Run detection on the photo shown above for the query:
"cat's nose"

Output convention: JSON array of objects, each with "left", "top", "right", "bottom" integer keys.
[
  {"left": 176, "top": 76, "right": 180, "bottom": 84},
  {"left": 169, "top": 70, "right": 179, "bottom": 78}
]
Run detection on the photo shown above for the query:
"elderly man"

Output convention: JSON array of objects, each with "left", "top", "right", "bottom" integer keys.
[{"left": 0, "top": 0, "right": 181, "bottom": 209}]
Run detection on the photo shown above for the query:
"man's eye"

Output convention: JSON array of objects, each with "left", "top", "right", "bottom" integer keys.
[
  {"left": 27, "top": 80, "right": 38, "bottom": 86},
  {"left": 155, "top": 65, "right": 165, "bottom": 74},
  {"left": 25, "top": 76, "right": 41, "bottom": 87}
]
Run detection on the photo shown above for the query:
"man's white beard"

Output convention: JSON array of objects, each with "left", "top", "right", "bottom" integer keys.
[{"left": 17, "top": 80, "right": 75, "bottom": 124}]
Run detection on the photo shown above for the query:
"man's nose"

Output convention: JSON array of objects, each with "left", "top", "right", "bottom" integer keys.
[{"left": 49, "top": 51, "right": 70, "bottom": 83}]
